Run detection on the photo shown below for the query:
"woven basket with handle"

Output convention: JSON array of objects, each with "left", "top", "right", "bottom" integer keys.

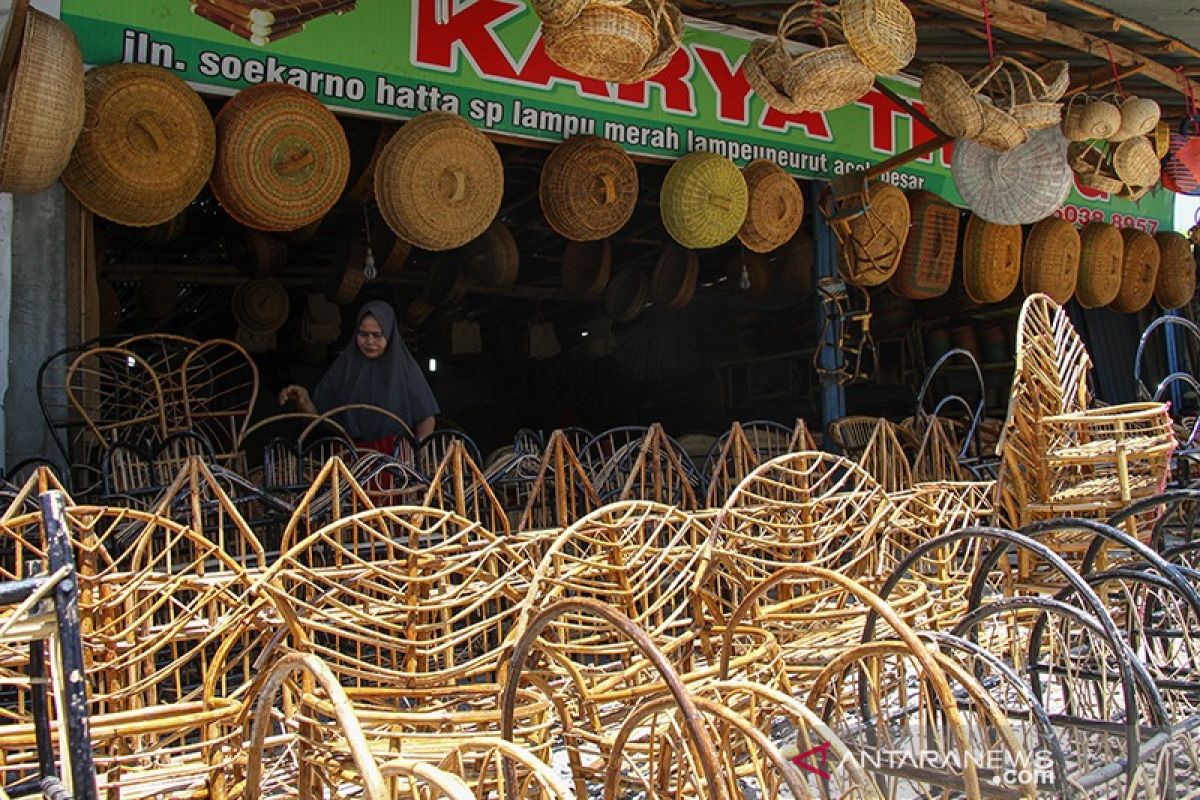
[
  {"left": 542, "top": 0, "right": 665, "bottom": 83},
  {"left": 841, "top": 0, "right": 915, "bottom": 75},
  {"left": 539, "top": 135, "right": 637, "bottom": 242}
]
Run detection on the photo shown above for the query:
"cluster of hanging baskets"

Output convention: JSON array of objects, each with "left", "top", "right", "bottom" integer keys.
[
  {"left": 533, "top": 0, "right": 684, "bottom": 83},
  {"left": 1064, "top": 95, "right": 1164, "bottom": 201},
  {"left": 747, "top": 0, "right": 915, "bottom": 114}
]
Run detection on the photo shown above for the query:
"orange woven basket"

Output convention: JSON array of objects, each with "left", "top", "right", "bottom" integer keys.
[
  {"left": 1075, "top": 221, "right": 1124, "bottom": 309},
  {"left": 889, "top": 189, "right": 958, "bottom": 300},
  {"left": 1154, "top": 231, "right": 1195, "bottom": 310},
  {"left": 1110, "top": 227, "right": 1160, "bottom": 313},
  {"left": 1022, "top": 216, "right": 1080, "bottom": 304}
]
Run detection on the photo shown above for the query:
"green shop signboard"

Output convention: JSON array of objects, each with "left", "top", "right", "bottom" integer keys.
[{"left": 57, "top": 0, "right": 1174, "bottom": 231}]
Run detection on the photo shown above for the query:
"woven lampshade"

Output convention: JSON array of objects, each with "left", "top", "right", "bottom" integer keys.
[
  {"left": 539, "top": 135, "right": 637, "bottom": 242},
  {"left": 962, "top": 213, "right": 1021, "bottom": 304},
  {"left": 1075, "top": 221, "right": 1124, "bottom": 309},
  {"left": 661, "top": 152, "right": 748, "bottom": 249},
  {"left": 952, "top": 127, "right": 1072, "bottom": 225},
  {"left": 463, "top": 221, "right": 519, "bottom": 288},
  {"left": 841, "top": 0, "right": 916, "bottom": 75},
  {"left": 0, "top": 10, "right": 85, "bottom": 193},
  {"left": 738, "top": 159, "right": 804, "bottom": 253},
  {"left": 1110, "top": 228, "right": 1160, "bottom": 314},
  {"left": 889, "top": 189, "right": 958, "bottom": 300},
  {"left": 562, "top": 239, "right": 612, "bottom": 299},
  {"left": 375, "top": 111, "right": 503, "bottom": 251},
  {"left": 651, "top": 244, "right": 699, "bottom": 311},
  {"left": 211, "top": 82, "right": 350, "bottom": 232},
  {"left": 232, "top": 278, "right": 290, "bottom": 333},
  {"left": 841, "top": 181, "right": 910, "bottom": 287},
  {"left": 1022, "top": 216, "right": 1080, "bottom": 304},
  {"left": 604, "top": 268, "right": 650, "bottom": 322},
  {"left": 1154, "top": 231, "right": 1196, "bottom": 310},
  {"left": 63, "top": 64, "right": 214, "bottom": 227}
]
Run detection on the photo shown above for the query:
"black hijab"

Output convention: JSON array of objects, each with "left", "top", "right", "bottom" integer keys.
[{"left": 312, "top": 301, "right": 439, "bottom": 439}]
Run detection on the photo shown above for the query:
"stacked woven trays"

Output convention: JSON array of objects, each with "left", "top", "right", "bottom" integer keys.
[{"left": 532, "top": 0, "right": 683, "bottom": 83}]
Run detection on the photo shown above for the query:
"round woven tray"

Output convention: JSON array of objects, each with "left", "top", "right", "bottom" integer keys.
[
  {"left": 1110, "top": 228, "right": 1161, "bottom": 313},
  {"left": 229, "top": 229, "right": 288, "bottom": 277},
  {"left": 920, "top": 64, "right": 985, "bottom": 140},
  {"left": 540, "top": 135, "right": 638, "bottom": 242},
  {"left": 660, "top": 152, "right": 748, "bottom": 249},
  {"left": 1022, "top": 216, "right": 1080, "bottom": 303},
  {"left": 233, "top": 278, "right": 290, "bottom": 333},
  {"left": 952, "top": 127, "right": 1071, "bottom": 225},
  {"left": 843, "top": 181, "right": 909, "bottom": 287},
  {"left": 211, "top": 82, "right": 350, "bottom": 232},
  {"left": 463, "top": 221, "right": 519, "bottom": 288},
  {"left": 841, "top": 0, "right": 916, "bottom": 75},
  {"left": 651, "top": 244, "right": 698, "bottom": 310},
  {"left": 0, "top": 9, "right": 84, "bottom": 193},
  {"left": 1154, "top": 231, "right": 1195, "bottom": 310},
  {"left": 889, "top": 189, "right": 958, "bottom": 300},
  {"left": 1076, "top": 221, "right": 1124, "bottom": 309},
  {"left": 375, "top": 111, "right": 503, "bottom": 251},
  {"left": 604, "top": 268, "right": 650, "bottom": 322},
  {"left": 63, "top": 64, "right": 214, "bottom": 227},
  {"left": 542, "top": 2, "right": 657, "bottom": 83},
  {"left": 962, "top": 213, "right": 1021, "bottom": 304},
  {"left": 562, "top": 239, "right": 612, "bottom": 298},
  {"left": 738, "top": 158, "right": 804, "bottom": 253}
]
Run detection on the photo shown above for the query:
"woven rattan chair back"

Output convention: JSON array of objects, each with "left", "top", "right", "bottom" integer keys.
[
  {"left": 857, "top": 418, "right": 913, "bottom": 493},
  {"left": 422, "top": 439, "right": 510, "bottom": 535}
]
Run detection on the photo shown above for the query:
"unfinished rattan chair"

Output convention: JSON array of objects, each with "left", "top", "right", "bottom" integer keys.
[
  {"left": 276, "top": 457, "right": 376, "bottom": 555},
  {"left": 181, "top": 339, "right": 259, "bottom": 471},
  {"left": 510, "top": 430, "right": 600, "bottom": 534},
  {"left": 612, "top": 424, "right": 700, "bottom": 509},
  {"left": 856, "top": 418, "right": 913, "bottom": 493},
  {"left": 827, "top": 416, "right": 881, "bottom": 460},
  {"left": 702, "top": 423, "right": 761, "bottom": 509},
  {"left": 422, "top": 439, "right": 510, "bottom": 535}
]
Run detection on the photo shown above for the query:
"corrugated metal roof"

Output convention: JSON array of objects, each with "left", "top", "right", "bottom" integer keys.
[{"left": 1085, "top": 0, "right": 1200, "bottom": 51}]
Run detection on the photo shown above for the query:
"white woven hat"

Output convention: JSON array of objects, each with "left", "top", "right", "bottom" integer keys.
[{"left": 952, "top": 127, "right": 1073, "bottom": 225}]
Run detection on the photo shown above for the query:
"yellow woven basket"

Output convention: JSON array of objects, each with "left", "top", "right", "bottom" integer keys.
[{"left": 660, "top": 152, "right": 748, "bottom": 249}]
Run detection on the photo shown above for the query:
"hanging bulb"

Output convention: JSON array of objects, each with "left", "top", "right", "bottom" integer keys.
[
  {"left": 363, "top": 248, "right": 377, "bottom": 280},
  {"left": 739, "top": 263, "right": 751, "bottom": 291}
]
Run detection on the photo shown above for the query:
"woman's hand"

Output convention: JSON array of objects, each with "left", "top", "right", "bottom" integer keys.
[{"left": 279, "top": 385, "right": 317, "bottom": 413}]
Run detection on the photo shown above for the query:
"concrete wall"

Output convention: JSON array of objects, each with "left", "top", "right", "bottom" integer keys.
[{"left": 4, "top": 185, "right": 69, "bottom": 470}]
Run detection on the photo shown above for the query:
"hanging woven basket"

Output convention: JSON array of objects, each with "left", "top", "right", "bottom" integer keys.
[
  {"left": 1154, "top": 231, "right": 1195, "bottom": 310},
  {"left": 539, "top": 135, "right": 638, "bottom": 242},
  {"left": 211, "top": 82, "right": 350, "bottom": 232},
  {"left": 1110, "top": 228, "right": 1160, "bottom": 313},
  {"left": 1076, "top": 221, "right": 1124, "bottom": 309},
  {"left": 531, "top": 0, "right": 590, "bottom": 27},
  {"left": 374, "top": 111, "right": 503, "bottom": 251},
  {"left": 920, "top": 64, "right": 986, "bottom": 141},
  {"left": 541, "top": 0, "right": 668, "bottom": 84},
  {"left": 837, "top": 180, "right": 910, "bottom": 287},
  {"left": 889, "top": 189, "right": 958, "bottom": 300},
  {"left": 0, "top": 10, "right": 85, "bottom": 194},
  {"left": 962, "top": 213, "right": 1021, "bottom": 304},
  {"left": 63, "top": 64, "right": 215, "bottom": 228},
  {"left": 1112, "top": 96, "right": 1161, "bottom": 142},
  {"left": 1022, "top": 216, "right": 1080, "bottom": 304},
  {"left": 232, "top": 277, "right": 290, "bottom": 334},
  {"left": 841, "top": 0, "right": 916, "bottom": 75},
  {"left": 738, "top": 159, "right": 804, "bottom": 253},
  {"left": 952, "top": 127, "right": 1072, "bottom": 225},
  {"left": 462, "top": 221, "right": 520, "bottom": 288},
  {"left": 660, "top": 151, "right": 748, "bottom": 249},
  {"left": 651, "top": 244, "right": 699, "bottom": 310},
  {"left": 1112, "top": 135, "right": 1160, "bottom": 189},
  {"left": 562, "top": 238, "right": 612, "bottom": 299}
]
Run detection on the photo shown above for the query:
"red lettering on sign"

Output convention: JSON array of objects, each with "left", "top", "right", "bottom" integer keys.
[
  {"left": 1074, "top": 173, "right": 1111, "bottom": 201},
  {"left": 693, "top": 45, "right": 751, "bottom": 124},
  {"left": 911, "top": 112, "right": 954, "bottom": 166},
  {"left": 411, "top": 0, "right": 522, "bottom": 81},
  {"left": 614, "top": 48, "right": 696, "bottom": 114},
  {"left": 515, "top": 35, "right": 611, "bottom": 99},
  {"left": 760, "top": 106, "right": 832, "bottom": 139},
  {"left": 790, "top": 742, "right": 832, "bottom": 780},
  {"left": 856, "top": 89, "right": 953, "bottom": 166}
]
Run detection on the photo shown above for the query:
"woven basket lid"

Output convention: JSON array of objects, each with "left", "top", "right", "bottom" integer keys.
[
  {"left": 726, "top": 249, "right": 772, "bottom": 296},
  {"left": 1154, "top": 231, "right": 1196, "bottom": 310},
  {"left": 211, "top": 83, "right": 349, "bottom": 233},
  {"left": 540, "top": 135, "right": 638, "bottom": 242},
  {"left": 0, "top": 10, "right": 84, "bottom": 194},
  {"left": 137, "top": 274, "right": 179, "bottom": 319},
  {"left": 889, "top": 189, "right": 958, "bottom": 300},
  {"left": 651, "top": 244, "right": 698, "bottom": 311},
  {"left": 738, "top": 159, "right": 804, "bottom": 253},
  {"left": 841, "top": 0, "right": 916, "bottom": 75},
  {"left": 233, "top": 278, "right": 290, "bottom": 334},
  {"left": 776, "top": 228, "right": 814, "bottom": 295},
  {"left": 1075, "top": 221, "right": 1124, "bottom": 309},
  {"left": 229, "top": 229, "right": 288, "bottom": 277},
  {"left": 1110, "top": 228, "right": 1160, "bottom": 313},
  {"left": 0, "top": 0, "right": 29, "bottom": 86},
  {"left": 604, "top": 268, "right": 650, "bottom": 323},
  {"left": 962, "top": 213, "right": 1021, "bottom": 304},
  {"left": 1022, "top": 216, "right": 1080, "bottom": 304},
  {"left": 542, "top": 3, "right": 657, "bottom": 84},
  {"left": 843, "top": 181, "right": 910, "bottom": 287},
  {"left": 375, "top": 111, "right": 503, "bottom": 252},
  {"left": 562, "top": 239, "right": 612, "bottom": 299},
  {"left": 63, "top": 65, "right": 215, "bottom": 228},
  {"left": 325, "top": 237, "right": 366, "bottom": 306},
  {"left": 661, "top": 152, "right": 748, "bottom": 249},
  {"left": 463, "top": 221, "right": 519, "bottom": 288},
  {"left": 952, "top": 127, "right": 1072, "bottom": 226}
]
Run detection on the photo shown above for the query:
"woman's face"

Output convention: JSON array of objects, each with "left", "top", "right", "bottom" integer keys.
[{"left": 355, "top": 313, "right": 388, "bottom": 359}]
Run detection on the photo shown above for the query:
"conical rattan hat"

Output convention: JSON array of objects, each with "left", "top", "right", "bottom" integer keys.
[
  {"left": 661, "top": 152, "right": 748, "bottom": 249},
  {"left": 1075, "top": 221, "right": 1123, "bottom": 309},
  {"left": 952, "top": 127, "right": 1072, "bottom": 225},
  {"left": 0, "top": 10, "right": 84, "bottom": 193},
  {"left": 211, "top": 82, "right": 349, "bottom": 232},
  {"left": 1154, "top": 231, "right": 1195, "bottom": 310},
  {"left": 1110, "top": 228, "right": 1160, "bottom": 313},
  {"left": 375, "top": 111, "right": 503, "bottom": 252},
  {"left": 63, "top": 64, "right": 215, "bottom": 227},
  {"left": 1022, "top": 216, "right": 1080, "bottom": 304},
  {"left": 738, "top": 159, "right": 804, "bottom": 253},
  {"left": 962, "top": 213, "right": 1021, "bottom": 304},
  {"left": 540, "top": 135, "right": 637, "bottom": 242}
]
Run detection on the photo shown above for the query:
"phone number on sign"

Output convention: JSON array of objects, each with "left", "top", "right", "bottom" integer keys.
[{"left": 1054, "top": 204, "right": 1159, "bottom": 233}]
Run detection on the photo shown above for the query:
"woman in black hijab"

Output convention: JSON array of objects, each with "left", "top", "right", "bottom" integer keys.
[{"left": 279, "top": 301, "right": 439, "bottom": 448}]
